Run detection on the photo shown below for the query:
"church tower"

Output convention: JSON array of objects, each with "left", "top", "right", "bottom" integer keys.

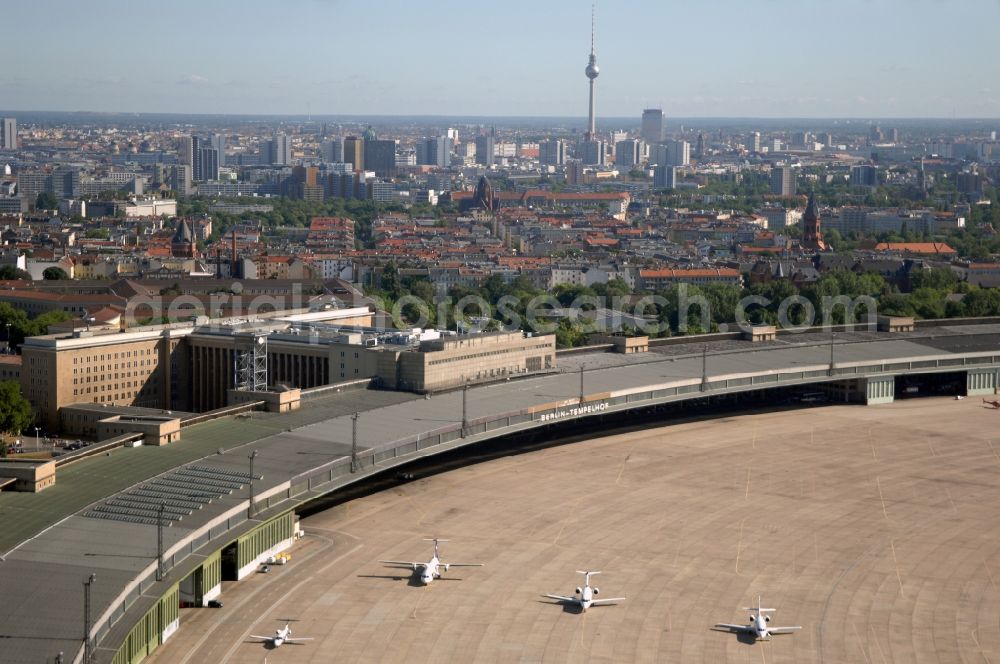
[{"left": 801, "top": 192, "right": 826, "bottom": 252}]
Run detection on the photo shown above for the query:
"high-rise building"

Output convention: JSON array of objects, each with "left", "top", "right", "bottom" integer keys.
[
  {"left": 584, "top": 6, "right": 600, "bottom": 140},
  {"left": 191, "top": 136, "right": 205, "bottom": 181},
  {"left": 653, "top": 165, "right": 677, "bottom": 189},
  {"left": 199, "top": 147, "right": 220, "bottom": 182},
  {"left": 615, "top": 139, "right": 642, "bottom": 169},
  {"left": 579, "top": 139, "right": 606, "bottom": 166},
  {"left": 539, "top": 139, "right": 567, "bottom": 166},
  {"left": 260, "top": 134, "right": 291, "bottom": 165},
  {"left": 210, "top": 134, "right": 226, "bottom": 166},
  {"left": 850, "top": 165, "right": 878, "bottom": 188},
  {"left": 177, "top": 136, "right": 193, "bottom": 166},
  {"left": 695, "top": 133, "right": 706, "bottom": 158},
  {"left": 664, "top": 140, "right": 690, "bottom": 167},
  {"left": 888, "top": 128, "right": 899, "bottom": 144},
  {"left": 474, "top": 134, "right": 495, "bottom": 166},
  {"left": 770, "top": 166, "right": 796, "bottom": 196},
  {"left": 321, "top": 138, "right": 344, "bottom": 163},
  {"left": 641, "top": 109, "right": 664, "bottom": 144},
  {"left": 801, "top": 192, "right": 826, "bottom": 251},
  {"left": 747, "top": 132, "right": 761, "bottom": 153},
  {"left": 363, "top": 137, "right": 397, "bottom": 177},
  {"left": 343, "top": 136, "right": 364, "bottom": 171},
  {"left": 170, "top": 164, "right": 192, "bottom": 197},
  {"left": 2, "top": 118, "right": 17, "bottom": 150},
  {"left": 416, "top": 136, "right": 451, "bottom": 168}
]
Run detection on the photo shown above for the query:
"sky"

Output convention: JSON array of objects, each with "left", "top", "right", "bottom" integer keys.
[{"left": 3, "top": 0, "right": 999, "bottom": 118}]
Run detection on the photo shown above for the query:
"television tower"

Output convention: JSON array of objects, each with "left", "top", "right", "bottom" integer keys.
[{"left": 584, "top": 3, "right": 600, "bottom": 141}]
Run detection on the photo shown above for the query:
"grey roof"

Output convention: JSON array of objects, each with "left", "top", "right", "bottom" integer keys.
[{"left": 2, "top": 323, "right": 1000, "bottom": 663}]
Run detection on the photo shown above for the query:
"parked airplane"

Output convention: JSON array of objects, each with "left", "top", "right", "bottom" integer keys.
[
  {"left": 543, "top": 570, "right": 625, "bottom": 612},
  {"left": 249, "top": 623, "right": 313, "bottom": 648},
  {"left": 983, "top": 398, "right": 1000, "bottom": 409},
  {"left": 714, "top": 596, "right": 801, "bottom": 640},
  {"left": 379, "top": 538, "right": 483, "bottom": 585}
]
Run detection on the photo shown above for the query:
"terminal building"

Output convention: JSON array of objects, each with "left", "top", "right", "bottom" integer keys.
[{"left": 19, "top": 306, "right": 557, "bottom": 431}]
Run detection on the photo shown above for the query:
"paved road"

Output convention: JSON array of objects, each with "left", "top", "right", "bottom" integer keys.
[{"left": 148, "top": 396, "right": 1000, "bottom": 663}]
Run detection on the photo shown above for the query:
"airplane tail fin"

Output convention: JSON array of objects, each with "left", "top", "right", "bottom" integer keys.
[
  {"left": 743, "top": 596, "right": 775, "bottom": 612},
  {"left": 424, "top": 537, "right": 449, "bottom": 557}
]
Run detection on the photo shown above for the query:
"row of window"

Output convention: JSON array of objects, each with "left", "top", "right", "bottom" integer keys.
[
  {"left": 72, "top": 348, "right": 155, "bottom": 364},
  {"left": 428, "top": 345, "right": 541, "bottom": 366}
]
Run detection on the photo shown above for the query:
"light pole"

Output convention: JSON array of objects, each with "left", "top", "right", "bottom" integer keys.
[
  {"left": 247, "top": 450, "right": 258, "bottom": 519},
  {"left": 350, "top": 412, "right": 360, "bottom": 473},
  {"left": 701, "top": 345, "right": 708, "bottom": 391},
  {"left": 83, "top": 573, "right": 96, "bottom": 664},
  {"left": 34, "top": 427, "right": 40, "bottom": 453},
  {"left": 156, "top": 503, "right": 165, "bottom": 582},
  {"left": 579, "top": 363, "right": 585, "bottom": 404},
  {"left": 461, "top": 382, "right": 469, "bottom": 437},
  {"left": 828, "top": 327, "right": 835, "bottom": 376}
]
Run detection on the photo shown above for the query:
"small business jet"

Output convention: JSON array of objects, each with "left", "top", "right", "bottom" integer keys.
[
  {"left": 249, "top": 623, "right": 313, "bottom": 648},
  {"left": 543, "top": 570, "right": 625, "bottom": 612},
  {"left": 983, "top": 398, "right": 1000, "bottom": 409},
  {"left": 379, "top": 538, "right": 483, "bottom": 585},
  {"left": 714, "top": 596, "right": 801, "bottom": 640}
]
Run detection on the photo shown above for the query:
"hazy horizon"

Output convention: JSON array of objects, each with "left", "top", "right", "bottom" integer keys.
[{"left": 4, "top": 0, "right": 999, "bottom": 118}]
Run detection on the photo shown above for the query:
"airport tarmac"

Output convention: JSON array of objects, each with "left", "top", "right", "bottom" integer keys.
[{"left": 148, "top": 396, "right": 1000, "bottom": 663}]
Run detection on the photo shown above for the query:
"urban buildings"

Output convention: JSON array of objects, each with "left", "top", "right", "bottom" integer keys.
[
  {"left": 539, "top": 139, "right": 567, "bottom": 166},
  {"left": 641, "top": 109, "right": 665, "bottom": 144},
  {"left": 474, "top": 134, "right": 495, "bottom": 167},
  {"left": 1, "top": 118, "right": 16, "bottom": 150},
  {"left": 770, "top": 166, "right": 797, "bottom": 196},
  {"left": 343, "top": 136, "right": 364, "bottom": 171},
  {"left": 653, "top": 164, "right": 677, "bottom": 189}
]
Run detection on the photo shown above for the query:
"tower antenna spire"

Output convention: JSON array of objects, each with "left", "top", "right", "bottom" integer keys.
[{"left": 591, "top": 2, "right": 596, "bottom": 55}]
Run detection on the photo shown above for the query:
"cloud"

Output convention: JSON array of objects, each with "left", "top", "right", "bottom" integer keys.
[{"left": 178, "top": 74, "right": 209, "bottom": 85}]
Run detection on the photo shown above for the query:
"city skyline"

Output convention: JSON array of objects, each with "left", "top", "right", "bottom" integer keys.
[{"left": 3, "top": 0, "right": 999, "bottom": 119}]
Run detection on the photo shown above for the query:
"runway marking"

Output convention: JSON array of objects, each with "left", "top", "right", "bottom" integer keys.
[
  {"left": 876, "top": 476, "right": 889, "bottom": 521},
  {"left": 735, "top": 517, "right": 748, "bottom": 574},
  {"left": 971, "top": 628, "right": 991, "bottom": 664},
  {"left": 869, "top": 428, "right": 878, "bottom": 462},
  {"left": 928, "top": 437, "right": 938, "bottom": 457},
  {"left": 851, "top": 622, "right": 873, "bottom": 664},
  {"left": 745, "top": 467, "right": 752, "bottom": 500},
  {"left": 615, "top": 445, "right": 635, "bottom": 485},
  {"left": 889, "top": 539, "right": 905, "bottom": 597},
  {"left": 946, "top": 488, "right": 958, "bottom": 514},
  {"left": 752, "top": 422, "right": 757, "bottom": 450},
  {"left": 870, "top": 625, "right": 889, "bottom": 664},
  {"left": 989, "top": 441, "right": 1000, "bottom": 464},
  {"left": 985, "top": 562, "right": 996, "bottom": 590}
]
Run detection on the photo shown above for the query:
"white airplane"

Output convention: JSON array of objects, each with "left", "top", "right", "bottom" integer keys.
[
  {"left": 544, "top": 571, "right": 626, "bottom": 612},
  {"left": 714, "top": 596, "right": 801, "bottom": 640},
  {"left": 249, "top": 623, "right": 313, "bottom": 648},
  {"left": 379, "top": 538, "right": 483, "bottom": 585}
]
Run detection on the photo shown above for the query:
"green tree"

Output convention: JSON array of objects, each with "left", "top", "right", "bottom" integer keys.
[
  {"left": 0, "top": 381, "right": 33, "bottom": 437},
  {"left": 0, "top": 265, "right": 31, "bottom": 280},
  {"left": 42, "top": 267, "right": 70, "bottom": 280},
  {"left": 35, "top": 191, "right": 59, "bottom": 210}
]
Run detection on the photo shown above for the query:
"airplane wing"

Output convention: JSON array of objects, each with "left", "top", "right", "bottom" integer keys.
[
  {"left": 714, "top": 623, "right": 751, "bottom": 632},
  {"left": 543, "top": 593, "right": 578, "bottom": 603},
  {"left": 379, "top": 560, "right": 420, "bottom": 568},
  {"left": 249, "top": 635, "right": 273, "bottom": 641},
  {"left": 768, "top": 626, "right": 802, "bottom": 634},
  {"left": 284, "top": 637, "right": 315, "bottom": 642},
  {"left": 591, "top": 597, "right": 626, "bottom": 606},
  {"left": 447, "top": 563, "right": 484, "bottom": 567}
]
